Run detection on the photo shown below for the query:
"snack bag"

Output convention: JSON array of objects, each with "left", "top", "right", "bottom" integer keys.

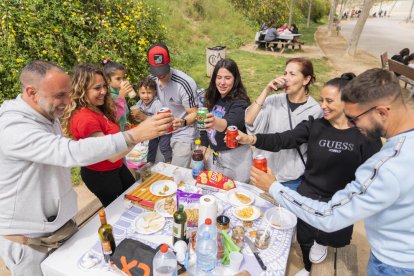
[
  {"left": 196, "top": 171, "right": 236, "bottom": 192},
  {"left": 176, "top": 189, "right": 203, "bottom": 227}
]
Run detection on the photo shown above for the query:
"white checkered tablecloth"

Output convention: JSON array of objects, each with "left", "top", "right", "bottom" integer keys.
[{"left": 79, "top": 163, "right": 294, "bottom": 275}]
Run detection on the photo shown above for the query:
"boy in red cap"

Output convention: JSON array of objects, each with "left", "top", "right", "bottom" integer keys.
[{"left": 147, "top": 43, "right": 198, "bottom": 168}]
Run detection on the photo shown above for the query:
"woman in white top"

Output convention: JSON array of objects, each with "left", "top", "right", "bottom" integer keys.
[{"left": 245, "top": 57, "right": 322, "bottom": 190}]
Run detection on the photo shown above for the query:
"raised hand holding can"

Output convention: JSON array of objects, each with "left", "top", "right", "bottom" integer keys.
[{"left": 226, "top": 126, "right": 238, "bottom": 148}]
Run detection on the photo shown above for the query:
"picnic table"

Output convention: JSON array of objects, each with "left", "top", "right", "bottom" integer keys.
[
  {"left": 41, "top": 163, "right": 295, "bottom": 276},
  {"left": 255, "top": 31, "right": 303, "bottom": 53}
]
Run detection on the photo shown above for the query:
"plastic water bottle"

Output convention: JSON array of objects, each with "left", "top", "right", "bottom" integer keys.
[
  {"left": 196, "top": 232, "right": 217, "bottom": 275},
  {"left": 153, "top": 244, "right": 177, "bottom": 276},
  {"left": 197, "top": 218, "right": 217, "bottom": 243}
]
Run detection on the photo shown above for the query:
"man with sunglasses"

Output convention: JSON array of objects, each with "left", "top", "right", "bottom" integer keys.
[{"left": 251, "top": 68, "right": 414, "bottom": 275}]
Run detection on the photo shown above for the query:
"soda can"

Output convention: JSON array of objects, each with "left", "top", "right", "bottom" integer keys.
[
  {"left": 157, "top": 107, "right": 174, "bottom": 133},
  {"left": 253, "top": 155, "right": 267, "bottom": 172},
  {"left": 196, "top": 107, "right": 208, "bottom": 130},
  {"left": 226, "top": 125, "right": 238, "bottom": 148}
]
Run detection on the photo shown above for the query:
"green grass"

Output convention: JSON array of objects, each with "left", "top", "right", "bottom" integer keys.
[{"left": 297, "top": 19, "right": 326, "bottom": 45}]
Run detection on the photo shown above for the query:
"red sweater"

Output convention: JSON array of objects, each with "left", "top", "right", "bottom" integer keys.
[{"left": 70, "top": 107, "right": 122, "bottom": 171}]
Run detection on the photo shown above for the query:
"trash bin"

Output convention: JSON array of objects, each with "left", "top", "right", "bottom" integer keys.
[{"left": 206, "top": 46, "right": 226, "bottom": 77}]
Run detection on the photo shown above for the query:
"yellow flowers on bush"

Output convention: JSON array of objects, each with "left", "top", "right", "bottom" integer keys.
[{"left": 0, "top": 0, "right": 165, "bottom": 103}]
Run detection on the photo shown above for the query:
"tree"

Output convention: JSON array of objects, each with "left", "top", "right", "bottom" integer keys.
[
  {"left": 327, "top": 0, "right": 339, "bottom": 35},
  {"left": 346, "top": 0, "right": 375, "bottom": 56},
  {"left": 307, "top": 0, "right": 313, "bottom": 28},
  {"left": 0, "top": 0, "right": 164, "bottom": 103}
]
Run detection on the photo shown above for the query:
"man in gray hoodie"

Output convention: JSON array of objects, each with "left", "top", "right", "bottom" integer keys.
[{"left": 0, "top": 60, "right": 173, "bottom": 275}]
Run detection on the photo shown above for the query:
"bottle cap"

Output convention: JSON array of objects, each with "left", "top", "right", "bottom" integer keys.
[
  {"left": 195, "top": 139, "right": 201, "bottom": 145},
  {"left": 98, "top": 209, "right": 105, "bottom": 217},
  {"left": 205, "top": 218, "right": 212, "bottom": 225},
  {"left": 160, "top": 244, "right": 169, "bottom": 253}
]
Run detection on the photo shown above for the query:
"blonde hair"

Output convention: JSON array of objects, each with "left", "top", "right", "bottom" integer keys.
[{"left": 61, "top": 64, "right": 117, "bottom": 138}]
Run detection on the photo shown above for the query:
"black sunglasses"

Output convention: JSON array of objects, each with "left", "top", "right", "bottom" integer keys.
[{"left": 345, "top": 106, "right": 377, "bottom": 126}]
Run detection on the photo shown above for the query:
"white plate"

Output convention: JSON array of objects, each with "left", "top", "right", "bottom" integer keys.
[
  {"left": 233, "top": 206, "right": 261, "bottom": 221},
  {"left": 134, "top": 212, "right": 165, "bottom": 234},
  {"left": 150, "top": 180, "right": 177, "bottom": 197},
  {"left": 264, "top": 207, "right": 297, "bottom": 230},
  {"left": 227, "top": 188, "right": 255, "bottom": 206},
  {"left": 154, "top": 198, "right": 176, "bottom": 218}
]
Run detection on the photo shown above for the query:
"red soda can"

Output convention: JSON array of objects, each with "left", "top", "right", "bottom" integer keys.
[
  {"left": 226, "top": 125, "right": 238, "bottom": 148},
  {"left": 157, "top": 107, "right": 174, "bottom": 133},
  {"left": 253, "top": 155, "right": 267, "bottom": 172}
]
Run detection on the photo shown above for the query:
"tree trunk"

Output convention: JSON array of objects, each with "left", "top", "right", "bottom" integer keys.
[
  {"left": 307, "top": 0, "right": 312, "bottom": 28},
  {"left": 347, "top": 0, "right": 375, "bottom": 56},
  {"left": 407, "top": 0, "right": 414, "bottom": 22},
  {"left": 289, "top": 0, "right": 295, "bottom": 26},
  {"left": 327, "top": 0, "right": 339, "bottom": 35}
]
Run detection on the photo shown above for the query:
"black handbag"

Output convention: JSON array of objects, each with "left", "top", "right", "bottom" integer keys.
[{"left": 111, "top": 239, "right": 186, "bottom": 276}]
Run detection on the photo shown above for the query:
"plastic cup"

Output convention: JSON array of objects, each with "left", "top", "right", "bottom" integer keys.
[
  {"left": 128, "top": 90, "right": 137, "bottom": 98},
  {"left": 229, "top": 251, "right": 243, "bottom": 272},
  {"left": 254, "top": 229, "right": 271, "bottom": 250}
]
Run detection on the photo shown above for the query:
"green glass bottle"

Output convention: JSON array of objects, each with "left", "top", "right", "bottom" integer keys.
[
  {"left": 98, "top": 209, "right": 116, "bottom": 263},
  {"left": 173, "top": 204, "right": 187, "bottom": 244}
]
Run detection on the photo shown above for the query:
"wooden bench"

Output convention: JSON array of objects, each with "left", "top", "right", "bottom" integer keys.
[
  {"left": 310, "top": 245, "right": 358, "bottom": 276},
  {"left": 381, "top": 52, "right": 414, "bottom": 89},
  {"left": 255, "top": 40, "right": 303, "bottom": 53}
]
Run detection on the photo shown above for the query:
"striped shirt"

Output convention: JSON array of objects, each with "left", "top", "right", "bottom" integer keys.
[{"left": 152, "top": 68, "right": 198, "bottom": 142}]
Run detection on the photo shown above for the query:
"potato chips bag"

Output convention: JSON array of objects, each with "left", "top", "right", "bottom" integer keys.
[{"left": 196, "top": 171, "right": 236, "bottom": 192}]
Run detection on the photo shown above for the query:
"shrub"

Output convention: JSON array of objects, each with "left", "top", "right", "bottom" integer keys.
[
  {"left": 229, "top": 0, "right": 329, "bottom": 28},
  {"left": 0, "top": 0, "right": 165, "bottom": 103}
]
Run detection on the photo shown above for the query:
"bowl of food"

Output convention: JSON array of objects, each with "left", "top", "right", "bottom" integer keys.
[{"left": 264, "top": 206, "right": 297, "bottom": 230}]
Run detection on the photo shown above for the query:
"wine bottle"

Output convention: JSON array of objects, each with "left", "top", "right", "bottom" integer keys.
[
  {"left": 98, "top": 209, "right": 116, "bottom": 263},
  {"left": 173, "top": 204, "right": 187, "bottom": 244}
]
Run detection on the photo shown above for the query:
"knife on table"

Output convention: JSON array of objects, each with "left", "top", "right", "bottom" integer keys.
[{"left": 245, "top": 236, "right": 267, "bottom": 271}]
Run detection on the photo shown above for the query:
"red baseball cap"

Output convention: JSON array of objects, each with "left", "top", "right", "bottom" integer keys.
[{"left": 147, "top": 43, "right": 171, "bottom": 76}]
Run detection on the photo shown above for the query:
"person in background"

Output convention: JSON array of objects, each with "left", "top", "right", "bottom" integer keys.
[
  {"left": 277, "top": 23, "right": 289, "bottom": 34},
  {"left": 404, "top": 53, "right": 414, "bottom": 67},
  {"left": 237, "top": 73, "right": 382, "bottom": 276},
  {"left": 391, "top": 48, "right": 410, "bottom": 64},
  {"left": 103, "top": 60, "right": 135, "bottom": 131},
  {"left": 247, "top": 68, "right": 414, "bottom": 275},
  {"left": 147, "top": 43, "right": 198, "bottom": 168},
  {"left": 200, "top": 58, "right": 252, "bottom": 183},
  {"left": 63, "top": 64, "right": 135, "bottom": 207},
  {"left": 131, "top": 76, "right": 172, "bottom": 164},
  {"left": 245, "top": 57, "right": 322, "bottom": 191},
  {"left": 0, "top": 60, "right": 172, "bottom": 275},
  {"left": 264, "top": 23, "right": 278, "bottom": 42},
  {"left": 290, "top": 24, "right": 299, "bottom": 34}
]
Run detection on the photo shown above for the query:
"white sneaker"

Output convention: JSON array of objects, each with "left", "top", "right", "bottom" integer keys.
[
  {"left": 309, "top": 241, "right": 328, "bottom": 264},
  {"left": 295, "top": 268, "right": 310, "bottom": 276}
]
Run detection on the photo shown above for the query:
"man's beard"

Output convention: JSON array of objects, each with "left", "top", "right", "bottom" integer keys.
[
  {"left": 364, "top": 121, "right": 384, "bottom": 141},
  {"left": 38, "top": 96, "right": 59, "bottom": 119}
]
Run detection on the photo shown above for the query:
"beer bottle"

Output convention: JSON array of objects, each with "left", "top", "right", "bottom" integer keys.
[
  {"left": 173, "top": 204, "right": 187, "bottom": 244},
  {"left": 98, "top": 209, "right": 116, "bottom": 263}
]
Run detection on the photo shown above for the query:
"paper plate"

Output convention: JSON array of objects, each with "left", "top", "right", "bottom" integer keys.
[
  {"left": 150, "top": 180, "right": 177, "bottom": 197},
  {"left": 227, "top": 188, "right": 255, "bottom": 206},
  {"left": 154, "top": 197, "right": 176, "bottom": 218},
  {"left": 134, "top": 212, "right": 165, "bottom": 234},
  {"left": 264, "top": 207, "right": 297, "bottom": 230},
  {"left": 233, "top": 205, "right": 261, "bottom": 221}
]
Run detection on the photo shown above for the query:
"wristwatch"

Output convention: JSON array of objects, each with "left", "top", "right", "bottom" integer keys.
[{"left": 181, "top": 118, "right": 187, "bottom": 127}]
